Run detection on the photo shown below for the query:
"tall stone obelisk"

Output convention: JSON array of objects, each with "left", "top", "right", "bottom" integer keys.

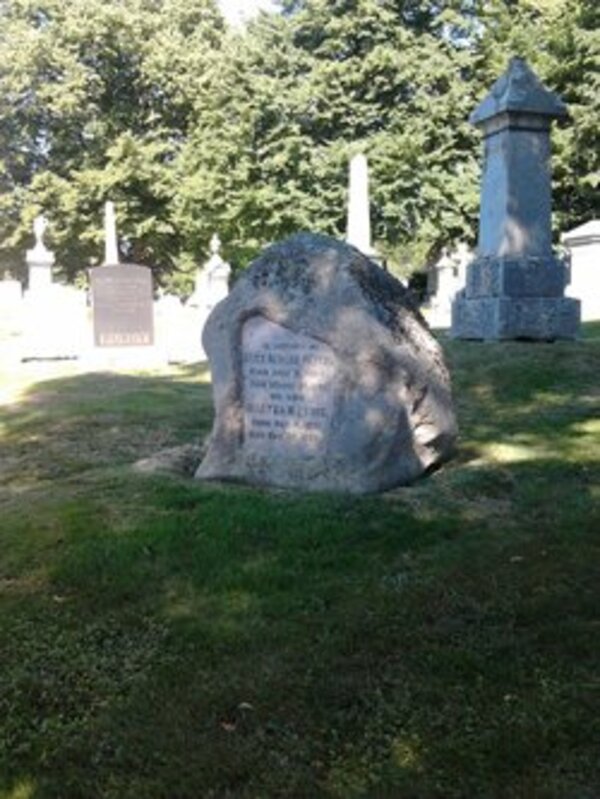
[
  {"left": 104, "top": 201, "right": 119, "bottom": 265},
  {"left": 452, "top": 57, "right": 580, "bottom": 340},
  {"left": 346, "top": 153, "right": 379, "bottom": 261}
]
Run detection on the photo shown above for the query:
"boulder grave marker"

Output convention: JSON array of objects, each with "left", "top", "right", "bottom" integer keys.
[{"left": 196, "top": 233, "right": 457, "bottom": 494}]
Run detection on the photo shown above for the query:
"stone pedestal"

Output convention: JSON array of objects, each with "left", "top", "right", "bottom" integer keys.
[
  {"left": 21, "top": 215, "right": 88, "bottom": 360},
  {"left": 188, "top": 234, "right": 231, "bottom": 313},
  {"left": 452, "top": 58, "right": 580, "bottom": 340},
  {"left": 562, "top": 220, "right": 600, "bottom": 321}
]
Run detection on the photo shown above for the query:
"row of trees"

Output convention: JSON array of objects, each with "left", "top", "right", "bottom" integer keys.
[{"left": 0, "top": 0, "right": 598, "bottom": 291}]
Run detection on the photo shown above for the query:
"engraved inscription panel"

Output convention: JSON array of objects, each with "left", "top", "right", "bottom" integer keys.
[
  {"left": 91, "top": 264, "right": 154, "bottom": 347},
  {"left": 243, "top": 317, "right": 337, "bottom": 456}
]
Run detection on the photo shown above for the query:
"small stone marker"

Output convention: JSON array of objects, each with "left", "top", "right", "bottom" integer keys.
[
  {"left": 562, "top": 220, "right": 600, "bottom": 321},
  {"left": 188, "top": 233, "right": 231, "bottom": 314},
  {"left": 90, "top": 264, "right": 154, "bottom": 347},
  {"left": 196, "top": 233, "right": 457, "bottom": 494},
  {"left": 426, "top": 244, "right": 470, "bottom": 328},
  {"left": 452, "top": 57, "right": 580, "bottom": 340},
  {"left": 26, "top": 215, "right": 55, "bottom": 292},
  {"left": 22, "top": 216, "right": 86, "bottom": 360}
]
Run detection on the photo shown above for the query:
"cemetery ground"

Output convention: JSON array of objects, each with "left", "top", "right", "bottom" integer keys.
[{"left": 0, "top": 327, "right": 598, "bottom": 799}]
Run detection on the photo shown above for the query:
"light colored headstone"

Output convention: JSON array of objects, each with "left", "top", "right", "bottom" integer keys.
[
  {"left": 452, "top": 57, "right": 580, "bottom": 340},
  {"left": 0, "top": 279, "right": 24, "bottom": 364},
  {"left": 104, "top": 201, "right": 119, "bottom": 265},
  {"left": 346, "top": 153, "right": 381, "bottom": 262},
  {"left": 562, "top": 220, "right": 600, "bottom": 321},
  {"left": 26, "top": 215, "right": 55, "bottom": 292},
  {"left": 154, "top": 291, "right": 198, "bottom": 363},
  {"left": 188, "top": 234, "right": 231, "bottom": 312},
  {"left": 196, "top": 232, "right": 457, "bottom": 494},
  {"left": 21, "top": 284, "right": 87, "bottom": 360},
  {"left": 185, "top": 233, "right": 231, "bottom": 361},
  {"left": 425, "top": 244, "right": 471, "bottom": 328},
  {"left": 21, "top": 216, "right": 87, "bottom": 359}
]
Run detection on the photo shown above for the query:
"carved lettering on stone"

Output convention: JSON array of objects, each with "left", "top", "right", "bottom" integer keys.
[{"left": 242, "top": 317, "right": 336, "bottom": 456}]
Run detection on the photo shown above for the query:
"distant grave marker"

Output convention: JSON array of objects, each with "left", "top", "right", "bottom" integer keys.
[
  {"left": 345, "top": 153, "right": 382, "bottom": 265},
  {"left": 562, "top": 220, "right": 600, "bottom": 322},
  {"left": 452, "top": 57, "right": 580, "bottom": 340},
  {"left": 21, "top": 215, "right": 86, "bottom": 360},
  {"left": 26, "top": 215, "right": 54, "bottom": 292},
  {"left": 90, "top": 264, "right": 154, "bottom": 347}
]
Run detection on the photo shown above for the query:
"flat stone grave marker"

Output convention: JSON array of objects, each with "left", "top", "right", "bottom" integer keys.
[{"left": 90, "top": 264, "right": 154, "bottom": 347}]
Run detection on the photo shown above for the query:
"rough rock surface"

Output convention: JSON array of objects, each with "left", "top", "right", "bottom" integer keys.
[
  {"left": 196, "top": 233, "right": 457, "bottom": 493},
  {"left": 134, "top": 443, "right": 206, "bottom": 477}
]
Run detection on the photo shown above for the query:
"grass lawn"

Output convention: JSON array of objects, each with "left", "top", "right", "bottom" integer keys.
[{"left": 0, "top": 326, "right": 598, "bottom": 799}]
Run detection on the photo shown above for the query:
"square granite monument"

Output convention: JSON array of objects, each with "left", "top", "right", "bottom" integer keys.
[{"left": 452, "top": 57, "right": 580, "bottom": 340}]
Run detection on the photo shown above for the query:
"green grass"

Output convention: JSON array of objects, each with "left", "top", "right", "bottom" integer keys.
[{"left": 0, "top": 326, "right": 599, "bottom": 799}]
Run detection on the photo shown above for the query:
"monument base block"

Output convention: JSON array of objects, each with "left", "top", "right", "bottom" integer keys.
[
  {"left": 466, "top": 255, "right": 567, "bottom": 298},
  {"left": 452, "top": 295, "right": 580, "bottom": 340}
]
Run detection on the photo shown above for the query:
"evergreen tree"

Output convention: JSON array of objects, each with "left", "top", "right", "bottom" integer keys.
[
  {"left": 0, "top": 0, "right": 597, "bottom": 286},
  {"left": 0, "top": 0, "right": 225, "bottom": 284}
]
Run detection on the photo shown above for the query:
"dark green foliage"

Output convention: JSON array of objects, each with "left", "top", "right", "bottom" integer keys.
[
  {"left": 0, "top": 0, "right": 225, "bottom": 284},
  {"left": 0, "top": 0, "right": 598, "bottom": 286}
]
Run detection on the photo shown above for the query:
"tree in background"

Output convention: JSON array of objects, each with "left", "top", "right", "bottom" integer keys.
[
  {"left": 0, "top": 0, "right": 597, "bottom": 289},
  {"left": 0, "top": 0, "right": 225, "bottom": 286},
  {"left": 172, "top": 12, "right": 322, "bottom": 287},
  {"left": 465, "top": 0, "right": 599, "bottom": 244}
]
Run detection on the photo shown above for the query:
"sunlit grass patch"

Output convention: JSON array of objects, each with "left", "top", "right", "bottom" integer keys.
[{"left": 0, "top": 329, "right": 598, "bottom": 797}]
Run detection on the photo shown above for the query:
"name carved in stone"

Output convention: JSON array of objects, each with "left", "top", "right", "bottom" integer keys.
[{"left": 242, "top": 317, "right": 336, "bottom": 456}]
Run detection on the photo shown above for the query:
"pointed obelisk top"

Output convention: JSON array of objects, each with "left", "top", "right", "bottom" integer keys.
[{"left": 470, "top": 57, "right": 567, "bottom": 127}]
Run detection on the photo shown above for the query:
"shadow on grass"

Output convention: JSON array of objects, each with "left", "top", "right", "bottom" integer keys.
[
  {"left": 0, "top": 330, "right": 598, "bottom": 798},
  {"left": 0, "top": 364, "right": 213, "bottom": 489}
]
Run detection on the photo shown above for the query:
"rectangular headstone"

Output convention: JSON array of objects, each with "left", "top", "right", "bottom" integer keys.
[{"left": 90, "top": 264, "right": 154, "bottom": 347}]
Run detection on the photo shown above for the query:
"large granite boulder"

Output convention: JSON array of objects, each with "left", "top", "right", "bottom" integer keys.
[{"left": 196, "top": 233, "right": 457, "bottom": 493}]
